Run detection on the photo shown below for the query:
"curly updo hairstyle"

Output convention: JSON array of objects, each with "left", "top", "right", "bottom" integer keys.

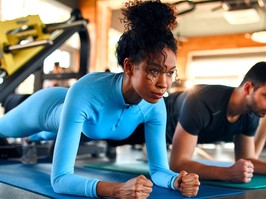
[{"left": 116, "top": 0, "right": 178, "bottom": 68}]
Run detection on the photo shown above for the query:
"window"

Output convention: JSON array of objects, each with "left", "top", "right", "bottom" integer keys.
[{"left": 187, "top": 46, "right": 266, "bottom": 87}]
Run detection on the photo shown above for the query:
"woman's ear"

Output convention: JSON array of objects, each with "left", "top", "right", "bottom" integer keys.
[{"left": 123, "top": 58, "right": 133, "bottom": 75}]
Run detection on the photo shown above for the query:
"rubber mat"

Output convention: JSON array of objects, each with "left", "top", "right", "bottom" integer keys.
[
  {"left": 0, "top": 162, "right": 243, "bottom": 199},
  {"left": 85, "top": 162, "right": 150, "bottom": 176},
  {"left": 86, "top": 160, "right": 266, "bottom": 189},
  {"left": 196, "top": 159, "right": 266, "bottom": 189}
]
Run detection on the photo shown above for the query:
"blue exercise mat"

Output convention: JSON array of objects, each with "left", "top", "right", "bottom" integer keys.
[
  {"left": 0, "top": 161, "right": 243, "bottom": 199},
  {"left": 86, "top": 159, "right": 266, "bottom": 190},
  {"left": 85, "top": 162, "right": 150, "bottom": 176}
]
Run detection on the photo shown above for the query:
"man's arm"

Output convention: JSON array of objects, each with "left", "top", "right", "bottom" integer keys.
[
  {"left": 235, "top": 133, "right": 266, "bottom": 174},
  {"left": 170, "top": 122, "right": 253, "bottom": 182}
]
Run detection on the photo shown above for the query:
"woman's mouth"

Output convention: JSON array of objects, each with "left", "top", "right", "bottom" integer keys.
[{"left": 152, "top": 92, "right": 164, "bottom": 99}]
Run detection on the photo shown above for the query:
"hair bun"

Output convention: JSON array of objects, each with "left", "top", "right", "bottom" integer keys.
[
  {"left": 116, "top": 0, "right": 178, "bottom": 68},
  {"left": 121, "top": 0, "right": 177, "bottom": 33}
]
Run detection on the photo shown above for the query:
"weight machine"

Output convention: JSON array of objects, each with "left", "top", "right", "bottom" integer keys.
[
  {"left": 0, "top": 9, "right": 105, "bottom": 160},
  {"left": 0, "top": 9, "right": 90, "bottom": 103}
]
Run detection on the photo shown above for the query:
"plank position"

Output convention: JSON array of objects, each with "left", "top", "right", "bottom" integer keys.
[
  {"left": 0, "top": 0, "right": 200, "bottom": 198},
  {"left": 166, "top": 61, "right": 266, "bottom": 183}
]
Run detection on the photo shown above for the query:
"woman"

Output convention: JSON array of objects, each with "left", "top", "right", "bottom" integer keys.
[{"left": 0, "top": 0, "right": 200, "bottom": 198}]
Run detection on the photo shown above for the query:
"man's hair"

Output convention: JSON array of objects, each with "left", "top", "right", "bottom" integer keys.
[{"left": 239, "top": 62, "right": 266, "bottom": 90}]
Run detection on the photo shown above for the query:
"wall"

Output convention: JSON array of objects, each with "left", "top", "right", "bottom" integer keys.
[
  {"left": 79, "top": 0, "right": 111, "bottom": 72},
  {"left": 177, "top": 33, "right": 266, "bottom": 79},
  {"left": 79, "top": 0, "right": 266, "bottom": 77}
]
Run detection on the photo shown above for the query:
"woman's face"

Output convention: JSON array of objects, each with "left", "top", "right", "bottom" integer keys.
[{"left": 127, "top": 48, "right": 177, "bottom": 104}]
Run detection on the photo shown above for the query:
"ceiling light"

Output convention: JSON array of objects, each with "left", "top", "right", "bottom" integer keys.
[
  {"left": 251, "top": 30, "right": 266, "bottom": 43},
  {"left": 257, "top": 0, "right": 265, "bottom": 7}
]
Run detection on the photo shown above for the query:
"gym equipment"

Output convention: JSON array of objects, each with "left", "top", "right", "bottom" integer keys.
[
  {"left": 203, "top": 174, "right": 266, "bottom": 189},
  {"left": 85, "top": 162, "right": 150, "bottom": 176},
  {"left": 87, "top": 160, "right": 266, "bottom": 190},
  {"left": 0, "top": 15, "right": 51, "bottom": 79},
  {"left": 0, "top": 9, "right": 90, "bottom": 103},
  {"left": 0, "top": 9, "right": 106, "bottom": 160},
  {"left": 0, "top": 161, "right": 244, "bottom": 199},
  {"left": 197, "top": 160, "right": 266, "bottom": 189}
]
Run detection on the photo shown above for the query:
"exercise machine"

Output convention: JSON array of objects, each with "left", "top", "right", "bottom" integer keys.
[
  {"left": 0, "top": 9, "right": 105, "bottom": 160},
  {"left": 0, "top": 9, "right": 90, "bottom": 102}
]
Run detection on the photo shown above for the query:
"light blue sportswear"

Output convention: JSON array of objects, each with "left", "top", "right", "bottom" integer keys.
[{"left": 0, "top": 72, "right": 179, "bottom": 198}]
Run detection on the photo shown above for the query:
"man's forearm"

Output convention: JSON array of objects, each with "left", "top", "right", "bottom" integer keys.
[
  {"left": 246, "top": 158, "right": 266, "bottom": 174},
  {"left": 171, "top": 160, "right": 231, "bottom": 181}
]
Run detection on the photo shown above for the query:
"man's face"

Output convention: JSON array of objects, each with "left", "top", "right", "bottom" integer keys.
[{"left": 247, "top": 84, "right": 266, "bottom": 117}]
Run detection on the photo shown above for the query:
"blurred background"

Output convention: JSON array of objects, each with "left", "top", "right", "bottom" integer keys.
[{"left": 0, "top": 0, "right": 266, "bottom": 97}]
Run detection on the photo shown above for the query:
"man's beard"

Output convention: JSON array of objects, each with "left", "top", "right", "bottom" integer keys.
[{"left": 247, "top": 95, "right": 264, "bottom": 117}]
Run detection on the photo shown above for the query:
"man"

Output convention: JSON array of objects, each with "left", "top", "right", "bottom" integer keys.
[
  {"left": 254, "top": 117, "right": 266, "bottom": 158},
  {"left": 166, "top": 61, "right": 266, "bottom": 183}
]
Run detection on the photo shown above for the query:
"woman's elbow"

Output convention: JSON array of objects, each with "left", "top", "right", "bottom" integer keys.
[{"left": 50, "top": 174, "right": 64, "bottom": 194}]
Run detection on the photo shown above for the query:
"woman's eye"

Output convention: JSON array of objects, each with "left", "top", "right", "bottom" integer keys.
[
  {"left": 166, "top": 71, "right": 174, "bottom": 77},
  {"left": 149, "top": 69, "right": 159, "bottom": 76}
]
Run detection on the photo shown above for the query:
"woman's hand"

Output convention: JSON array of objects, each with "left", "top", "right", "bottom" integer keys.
[
  {"left": 114, "top": 175, "right": 153, "bottom": 199},
  {"left": 174, "top": 170, "right": 200, "bottom": 197}
]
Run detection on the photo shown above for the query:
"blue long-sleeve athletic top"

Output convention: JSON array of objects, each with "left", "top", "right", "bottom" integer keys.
[{"left": 0, "top": 72, "right": 178, "bottom": 198}]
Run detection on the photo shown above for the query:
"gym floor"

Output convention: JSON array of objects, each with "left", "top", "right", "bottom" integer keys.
[{"left": 0, "top": 141, "right": 266, "bottom": 199}]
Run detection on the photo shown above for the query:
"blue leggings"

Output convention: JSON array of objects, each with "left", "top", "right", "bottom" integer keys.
[{"left": 0, "top": 87, "right": 67, "bottom": 140}]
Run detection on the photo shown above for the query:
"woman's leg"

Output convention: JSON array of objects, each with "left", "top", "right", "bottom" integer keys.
[{"left": 0, "top": 87, "right": 67, "bottom": 139}]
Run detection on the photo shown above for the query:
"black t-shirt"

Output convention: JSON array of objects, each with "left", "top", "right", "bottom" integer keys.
[{"left": 165, "top": 85, "right": 259, "bottom": 144}]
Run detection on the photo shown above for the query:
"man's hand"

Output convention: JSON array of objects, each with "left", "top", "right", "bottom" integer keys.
[
  {"left": 229, "top": 159, "right": 254, "bottom": 183},
  {"left": 174, "top": 170, "right": 200, "bottom": 197}
]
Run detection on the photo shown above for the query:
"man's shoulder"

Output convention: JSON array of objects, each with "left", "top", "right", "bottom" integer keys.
[
  {"left": 181, "top": 84, "right": 233, "bottom": 111},
  {"left": 187, "top": 84, "right": 233, "bottom": 100},
  {"left": 192, "top": 84, "right": 233, "bottom": 93},
  {"left": 166, "top": 84, "right": 234, "bottom": 106}
]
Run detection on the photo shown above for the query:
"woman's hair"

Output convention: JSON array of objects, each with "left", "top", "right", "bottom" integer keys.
[
  {"left": 239, "top": 61, "right": 266, "bottom": 90},
  {"left": 116, "top": 0, "right": 178, "bottom": 68}
]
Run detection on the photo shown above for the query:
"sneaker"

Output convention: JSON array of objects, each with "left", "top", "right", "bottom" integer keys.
[
  {"left": 21, "top": 138, "right": 37, "bottom": 164},
  {"left": 105, "top": 144, "right": 117, "bottom": 161}
]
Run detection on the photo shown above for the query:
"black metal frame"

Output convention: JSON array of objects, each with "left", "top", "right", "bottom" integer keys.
[
  {"left": 0, "top": 9, "right": 90, "bottom": 103},
  {"left": 174, "top": 0, "right": 262, "bottom": 15}
]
